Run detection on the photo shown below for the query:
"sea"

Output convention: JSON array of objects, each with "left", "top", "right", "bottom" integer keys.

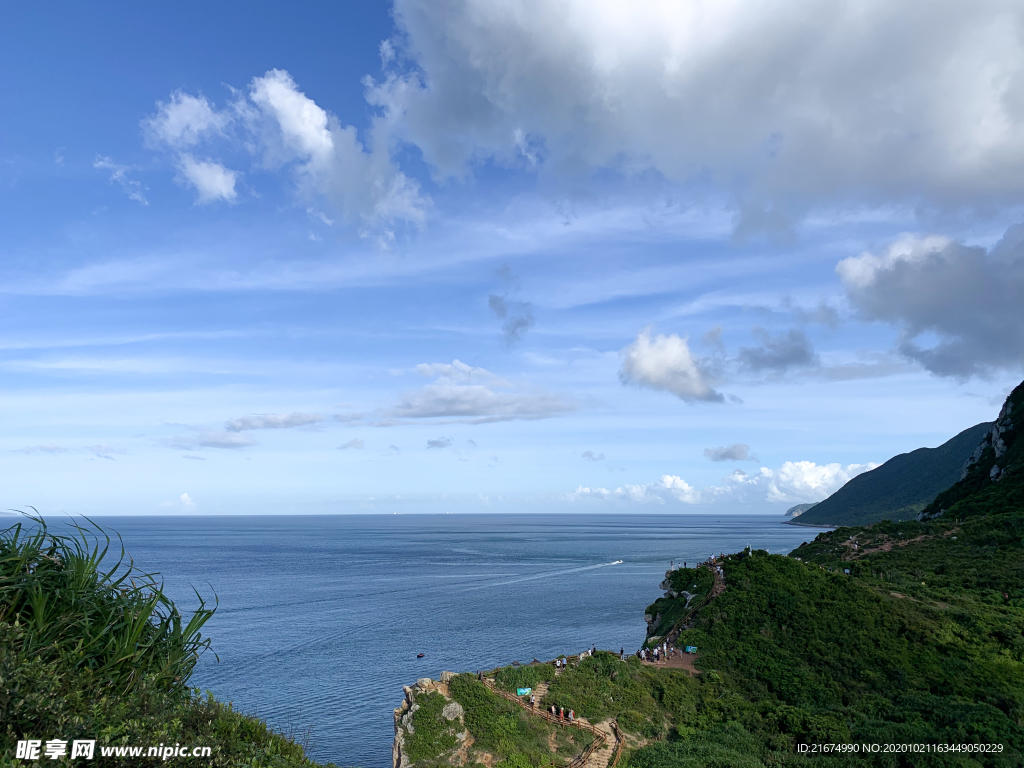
[{"left": 84, "top": 513, "right": 826, "bottom": 767}]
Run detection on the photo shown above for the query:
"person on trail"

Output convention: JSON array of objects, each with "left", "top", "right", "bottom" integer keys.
[
  {"left": 569, "top": 709, "right": 575, "bottom": 722},
  {"left": 620, "top": 647, "right": 624, "bottom": 657},
  {"left": 560, "top": 706, "right": 565, "bottom": 722},
  {"left": 530, "top": 694, "right": 536, "bottom": 709}
]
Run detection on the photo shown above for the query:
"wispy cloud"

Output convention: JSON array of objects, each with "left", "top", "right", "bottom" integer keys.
[
  {"left": 225, "top": 413, "right": 325, "bottom": 431},
  {"left": 93, "top": 156, "right": 148, "bottom": 205},
  {"left": 384, "top": 359, "right": 575, "bottom": 424},
  {"left": 160, "top": 432, "right": 258, "bottom": 451}
]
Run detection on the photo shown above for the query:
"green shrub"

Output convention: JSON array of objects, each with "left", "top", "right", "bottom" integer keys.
[
  {"left": 0, "top": 515, "right": 337, "bottom": 767},
  {"left": 448, "top": 675, "right": 589, "bottom": 765},
  {"left": 494, "top": 664, "right": 553, "bottom": 693},
  {"left": 405, "top": 692, "right": 459, "bottom": 762}
]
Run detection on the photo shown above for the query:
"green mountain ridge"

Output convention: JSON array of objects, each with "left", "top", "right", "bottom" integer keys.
[{"left": 793, "top": 420, "right": 994, "bottom": 527}]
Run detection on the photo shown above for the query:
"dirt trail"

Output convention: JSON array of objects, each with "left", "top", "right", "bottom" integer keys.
[
  {"left": 481, "top": 677, "right": 623, "bottom": 768},
  {"left": 642, "top": 651, "right": 700, "bottom": 675}
]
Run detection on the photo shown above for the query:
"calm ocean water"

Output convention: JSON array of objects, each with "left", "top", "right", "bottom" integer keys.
[{"left": 85, "top": 514, "right": 825, "bottom": 767}]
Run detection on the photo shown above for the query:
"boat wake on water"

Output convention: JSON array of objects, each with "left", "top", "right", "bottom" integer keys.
[{"left": 457, "top": 559, "right": 624, "bottom": 592}]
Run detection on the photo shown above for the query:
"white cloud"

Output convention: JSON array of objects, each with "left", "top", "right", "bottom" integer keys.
[
  {"left": 620, "top": 329, "right": 723, "bottom": 402},
  {"left": 373, "top": 0, "right": 1024, "bottom": 222},
  {"left": 142, "top": 70, "right": 429, "bottom": 241},
  {"left": 338, "top": 438, "right": 365, "bottom": 450},
  {"left": 571, "top": 475, "right": 700, "bottom": 504},
  {"left": 413, "top": 359, "right": 504, "bottom": 384},
  {"left": 225, "top": 412, "right": 324, "bottom": 431},
  {"left": 177, "top": 155, "right": 238, "bottom": 203},
  {"left": 247, "top": 69, "right": 429, "bottom": 242},
  {"left": 427, "top": 436, "right": 453, "bottom": 449},
  {"left": 837, "top": 225, "right": 1024, "bottom": 377},
  {"left": 705, "top": 461, "right": 879, "bottom": 504},
  {"left": 143, "top": 91, "right": 228, "bottom": 149},
  {"left": 582, "top": 450, "right": 605, "bottom": 461},
  {"left": 93, "top": 156, "right": 147, "bottom": 205},
  {"left": 161, "top": 492, "right": 197, "bottom": 509},
  {"left": 389, "top": 360, "right": 575, "bottom": 423},
  {"left": 570, "top": 460, "right": 877, "bottom": 505},
  {"left": 390, "top": 382, "right": 573, "bottom": 423}
]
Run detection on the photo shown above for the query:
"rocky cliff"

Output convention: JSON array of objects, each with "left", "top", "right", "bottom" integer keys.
[{"left": 392, "top": 672, "right": 467, "bottom": 768}]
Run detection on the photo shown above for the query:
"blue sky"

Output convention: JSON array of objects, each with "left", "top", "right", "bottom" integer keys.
[{"left": 2, "top": 0, "right": 1023, "bottom": 515}]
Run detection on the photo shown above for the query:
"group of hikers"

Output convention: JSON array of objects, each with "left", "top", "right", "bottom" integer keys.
[
  {"left": 525, "top": 691, "right": 576, "bottom": 724},
  {"left": 543, "top": 702, "right": 576, "bottom": 723},
  {"left": 638, "top": 641, "right": 675, "bottom": 663}
]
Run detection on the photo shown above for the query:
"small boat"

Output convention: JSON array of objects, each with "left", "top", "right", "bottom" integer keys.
[
  {"left": 612, "top": 560, "right": 623, "bottom": 564},
  {"left": 417, "top": 653, "right": 425, "bottom": 658}
]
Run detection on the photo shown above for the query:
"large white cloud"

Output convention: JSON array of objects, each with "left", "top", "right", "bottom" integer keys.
[
  {"left": 620, "top": 329, "right": 722, "bottom": 402},
  {"left": 370, "top": 0, "right": 1024, "bottom": 221},
  {"left": 570, "top": 460, "right": 877, "bottom": 505},
  {"left": 707, "top": 461, "right": 879, "bottom": 503},
  {"left": 248, "top": 69, "right": 429, "bottom": 241},
  {"left": 837, "top": 224, "right": 1024, "bottom": 377},
  {"left": 571, "top": 475, "right": 700, "bottom": 505},
  {"left": 143, "top": 70, "right": 429, "bottom": 241}
]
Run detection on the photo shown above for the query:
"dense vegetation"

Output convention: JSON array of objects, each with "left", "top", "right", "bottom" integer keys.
[
  {"left": 617, "top": 382, "right": 1024, "bottom": 766},
  {"left": 406, "top": 692, "right": 459, "bottom": 763},
  {"left": 493, "top": 663, "right": 554, "bottom": 694},
  {"left": 644, "top": 566, "right": 715, "bottom": 639},
  {"left": 446, "top": 675, "right": 591, "bottom": 767},
  {"left": 796, "top": 421, "right": 992, "bottom": 527},
  {"left": 0, "top": 516, "right": 335, "bottom": 767}
]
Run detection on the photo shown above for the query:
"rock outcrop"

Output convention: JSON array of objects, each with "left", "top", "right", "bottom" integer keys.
[
  {"left": 393, "top": 674, "right": 468, "bottom": 768},
  {"left": 785, "top": 503, "right": 818, "bottom": 517}
]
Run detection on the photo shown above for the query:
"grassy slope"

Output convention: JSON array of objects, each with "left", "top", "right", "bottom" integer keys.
[
  {"left": 447, "top": 675, "right": 590, "bottom": 767},
  {"left": 795, "top": 421, "right": 993, "bottom": 527},
  {"left": 1, "top": 517, "right": 336, "bottom": 768}
]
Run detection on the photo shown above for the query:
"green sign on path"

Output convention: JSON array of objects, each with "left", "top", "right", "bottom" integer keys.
[
  {"left": 517, "top": 687, "right": 532, "bottom": 696},
  {"left": 685, "top": 646, "right": 697, "bottom": 654}
]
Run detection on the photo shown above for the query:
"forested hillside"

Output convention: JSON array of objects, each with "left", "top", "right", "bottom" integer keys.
[
  {"left": 794, "top": 421, "right": 993, "bottom": 527},
  {"left": 616, "top": 381, "right": 1024, "bottom": 766}
]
